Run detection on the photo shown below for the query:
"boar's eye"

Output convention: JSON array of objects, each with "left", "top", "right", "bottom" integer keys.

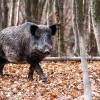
[
  {"left": 49, "top": 24, "right": 56, "bottom": 35},
  {"left": 35, "top": 34, "right": 40, "bottom": 39},
  {"left": 30, "top": 24, "right": 38, "bottom": 36}
]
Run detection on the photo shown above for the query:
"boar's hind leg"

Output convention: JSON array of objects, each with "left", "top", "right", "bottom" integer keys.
[
  {"left": 28, "top": 62, "right": 47, "bottom": 82},
  {"left": 0, "top": 57, "right": 6, "bottom": 75}
]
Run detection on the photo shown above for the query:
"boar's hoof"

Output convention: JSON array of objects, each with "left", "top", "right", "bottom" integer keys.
[
  {"left": 28, "top": 75, "right": 33, "bottom": 79},
  {"left": 0, "top": 72, "right": 3, "bottom": 76},
  {"left": 39, "top": 77, "right": 47, "bottom": 82}
]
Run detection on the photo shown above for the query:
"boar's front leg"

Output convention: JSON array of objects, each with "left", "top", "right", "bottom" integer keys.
[
  {"left": 0, "top": 57, "right": 6, "bottom": 75},
  {"left": 28, "top": 65, "right": 35, "bottom": 79},
  {"left": 28, "top": 62, "right": 47, "bottom": 82}
]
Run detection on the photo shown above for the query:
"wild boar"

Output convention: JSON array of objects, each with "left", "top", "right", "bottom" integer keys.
[{"left": 0, "top": 22, "right": 56, "bottom": 82}]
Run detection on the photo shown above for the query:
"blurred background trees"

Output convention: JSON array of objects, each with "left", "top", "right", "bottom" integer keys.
[{"left": 0, "top": 0, "right": 100, "bottom": 57}]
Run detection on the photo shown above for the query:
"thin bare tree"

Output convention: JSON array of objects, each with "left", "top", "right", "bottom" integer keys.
[
  {"left": 54, "top": 0, "right": 66, "bottom": 57},
  {"left": 75, "top": 0, "right": 92, "bottom": 99},
  {"left": 15, "top": 0, "right": 20, "bottom": 25},
  {"left": 0, "top": 0, "right": 2, "bottom": 30},
  {"left": 9, "top": 0, "right": 16, "bottom": 26},
  {"left": 2, "top": 0, "right": 8, "bottom": 28},
  {"left": 91, "top": 0, "right": 100, "bottom": 56},
  {"left": 25, "top": 0, "right": 31, "bottom": 22},
  {"left": 46, "top": 0, "right": 53, "bottom": 25},
  {"left": 72, "top": 0, "right": 80, "bottom": 56}
]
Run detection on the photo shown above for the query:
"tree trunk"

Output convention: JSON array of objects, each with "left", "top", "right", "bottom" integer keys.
[
  {"left": 86, "top": 4, "right": 92, "bottom": 54},
  {"left": 58, "top": 0, "right": 66, "bottom": 57},
  {"left": 54, "top": 0, "right": 66, "bottom": 57},
  {"left": 37, "top": 0, "right": 46, "bottom": 23},
  {"left": 46, "top": 0, "right": 53, "bottom": 25},
  {"left": 63, "top": 0, "right": 71, "bottom": 26},
  {"left": 86, "top": 3, "right": 97, "bottom": 56},
  {"left": 31, "top": 0, "right": 39, "bottom": 24},
  {"left": 84, "top": 0, "right": 90, "bottom": 54},
  {"left": 72, "top": 0, "right": 80, "bottom": 56},
  {"left": 15, "top": 0, "right": 20, "bottom": 25},
  {"left": 9, "top": 0, "right": 16, "bottom": 26},
  {"left": 2, "top": 0, "right": 9, "bottom": 28},
  {"left": 91, "top": 0, "right": 100, "bottom": 55},
  {"left": 25, "top": 0, "right": 31, "bottom": 22},
  {"left": 75, "top": 0, "right": 92, "bottom": 99},
  {"left": 0, "top": 0, "right": 2, "bottom": 31},
  {"left": 53, "top": 0, "right": 60, "bottom": 56},
  {"left": 46, "top": 0, "right": 55, "bottom": 56}
]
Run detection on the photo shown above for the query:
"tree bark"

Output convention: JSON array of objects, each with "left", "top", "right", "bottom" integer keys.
[
  {"left": 0, "top": 0, "right": 2, "bottom": 31},
  {"left": 9, "top": 0, "right": 16, "bottom": 26},
  {"left": 31, "top": 0, "right": 39, "bottom": 23},
  {"left": 37, "top": 0, "right": 46, "bottom": 23},
  {"left": 72, "top": 0, "right": 80, "bottom": 56},
  {"left": 15, "top": 0, "right": 19, "bottom": 25},
  {"left": 86, "top": 4, "right": 92, "bottom": 54},
  {"left": 54, "top": 0, "right": 66, "bottom": 57},
  {"left": 58, "top": 0, "right": 66, "bottom": 57},
  {"left": 25, "top": 0, "right": 31, "bottom": 22},
  {"left": 2, "top": 0, "right": 9, "bottom": 28},
  {"left": 46, "top": 0, "right": 53, "bottom": 25},
  {"left": 86, "top": 4, "right": 97, "bottom": 56},
  {"left": 91, "top": 0, "right": 100, "bottom": 55},
  {"left": 53, "top": 0, "right": 60, "bottom": 56}
]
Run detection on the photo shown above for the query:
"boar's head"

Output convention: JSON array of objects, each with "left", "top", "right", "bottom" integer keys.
[{"left": 30, "top": 24, "right": 56, "bottom": 56}]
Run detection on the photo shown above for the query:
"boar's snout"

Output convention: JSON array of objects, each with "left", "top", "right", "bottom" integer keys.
[
  {"left": 39, "top": 43, "right": 52, "bottom": 55},
  {"left": 44, "top": 48, "right": 50, "bottom": 55}
]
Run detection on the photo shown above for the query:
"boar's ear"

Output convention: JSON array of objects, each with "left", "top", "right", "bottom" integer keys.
[
  {"left": 30, "top": 24, "right": 38, "bottom": 36},
  {"left": 49, "top": 24, "right": 56, "bottom": 35}
]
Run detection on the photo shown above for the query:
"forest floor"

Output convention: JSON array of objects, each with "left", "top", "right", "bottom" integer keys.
[{"left": 0, "top": 61, "right": 100, "bottom": 100}]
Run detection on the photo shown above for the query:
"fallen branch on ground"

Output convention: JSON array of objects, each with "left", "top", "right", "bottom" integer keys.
[{"left": 44, "top": 57, "right": 100, "bottom": 61}]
